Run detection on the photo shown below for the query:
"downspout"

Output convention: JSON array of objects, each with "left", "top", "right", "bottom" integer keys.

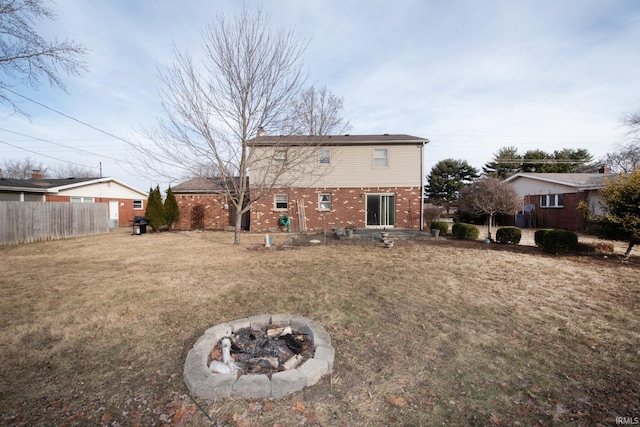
[{"left": 420, "top": 141, "right": 426, "bottom": 231}]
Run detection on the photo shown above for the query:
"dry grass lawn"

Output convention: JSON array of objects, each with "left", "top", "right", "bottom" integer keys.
[{"left": 0, "top": 228, "right": 639, "bottom": 426}]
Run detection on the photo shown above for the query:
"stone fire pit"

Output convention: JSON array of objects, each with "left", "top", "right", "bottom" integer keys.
[{"left": 184, "top": 314, "right": 335, "bottom": 400}]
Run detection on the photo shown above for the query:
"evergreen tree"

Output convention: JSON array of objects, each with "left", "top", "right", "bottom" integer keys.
[
  {"left": 425, "top": 159, "right": 478, "bottom": 213},
  {"left": 145, "top": 186, "right": 165, "bottom": 232},
  {"left": 482, "top": 146, "right": 522, "bottom": 178},
  {"left": 164, "top": 187, "right": 180, "bottom": 230}
]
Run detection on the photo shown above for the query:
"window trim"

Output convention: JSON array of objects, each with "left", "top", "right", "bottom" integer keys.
[
  {"left": 372, "top": 148, "right": 389, "bottom": 168},
  {"left": 318, "top": 193, "right": 331, "bottom": 211},
  {"left": 274, "top": 149, "right": 288, "bottom": 163},
  {"left": 70, "top": 197, "right": 95, "bottom": 203},
  {"left": 274, "top": 193, "right": 288, "bottom": 210},
  {"left": 319, "top": 148, "right": 331, "bottom": 165},
  {"left": 540, "top": 194, "right": 564, "bottom": 208},
  {"left": 133, "top": 200, "right": 144, "bottom": 210}
]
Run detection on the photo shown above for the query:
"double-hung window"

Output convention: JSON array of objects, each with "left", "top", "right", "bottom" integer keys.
[
  {"left": 133, "top": 200, "right": 143, "bottom": 210},
  {"left": 540, "top": 194, "right": 564, "bottom": 208},
  {"left": 373, "top": 148, "right": 388, "bottom": 167},
  {"left": 275, "top": 194, "right": 288, "bottom": 210},
  {"left": 318, "top": 194, "right": 331, "bottom": 210},
  {"left": 319, "top": 149, "right": 331, "bottom": 165},
  {"left": 274, "top": 150, "right": 287, "bottom": 163}
]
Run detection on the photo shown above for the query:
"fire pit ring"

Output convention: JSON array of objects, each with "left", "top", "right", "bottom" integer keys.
[{"left": 184, "top": 314, "right": 334, "bottom": 400}]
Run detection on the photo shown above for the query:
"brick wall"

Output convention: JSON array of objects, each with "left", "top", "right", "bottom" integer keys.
[
  {"left": 528, "top": 192, "right": 587, "bottom": 231},
  {"left": 174, "top": 194, "right": 232, "bottom": 230},
  {"left": 250, "top": 187, "right": 423, "bottom": 233}
]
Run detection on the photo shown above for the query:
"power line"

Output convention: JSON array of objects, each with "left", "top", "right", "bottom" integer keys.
[
  {"left": 0, "top": 127, "right": 127, "bottom": 164},
  {"left": 0, "top": 139, "right": 97, "bottom": 169},
  {"left": 3, "top": 87, "right": 137, "bottom": 146}
]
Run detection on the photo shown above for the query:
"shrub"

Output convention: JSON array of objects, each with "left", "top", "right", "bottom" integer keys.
[
  {"left": 453, "top": 222, "right": 479, "bottom": 240},
  {"left": 495, "top": 227, "right": 522, "bottom": 245},
  {"left": 542, "top": 229, "right": 578, "bottom": 254},
  {"left": 430, "top": 220, "right": 449, "bottom": 235},
  {"left": 534, "top": 229, "right": 553, "bottom": 247},
  {"left": 577, "top": 241, "right": 615, "bottom": 254},
  {"left": 451, "top": 222, "right": 461, "bottom": 236}
]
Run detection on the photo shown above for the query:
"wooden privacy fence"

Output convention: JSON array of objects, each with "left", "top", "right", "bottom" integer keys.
[{"left": 0, "top": 201, "right": 109, "bottom": 245}]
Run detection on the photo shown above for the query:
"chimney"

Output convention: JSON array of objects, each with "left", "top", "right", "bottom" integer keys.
[
  {"left": 31, "top": 170, "right": 43, "bottom": 179},
  {"left": 598, "top": 166, "right": 611, "bottom": 174},
  {"left": 257, "top": 127, "right": 265, "bottom": 137}
]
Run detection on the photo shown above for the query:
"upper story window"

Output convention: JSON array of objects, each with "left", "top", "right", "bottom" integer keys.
[
  {"left": 274, "top": 150, "right": 287, "bottom": 163},
  {"left": 373, "top": 148, "right": 388, "bottom": 167},
  {"left": 70, "top": 197, "right": 94, "bottom": 203},
  {"left": 319, "top": 149, "right": 331, "bottom": 165},
  {"left": 540, "top": 194, "right": 564, "bottom": 208},
  {"left": 318, "top": 194, "right": 331, "bottom": 210},
  {"left": 274, "top": 194, "right": 288, "bottom": 210},
  {"left": 133, "top": 200, "right": 143, "bottom": 210}
]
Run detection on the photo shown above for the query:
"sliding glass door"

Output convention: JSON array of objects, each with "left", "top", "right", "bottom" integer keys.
[{"left": 366, "top": 194, "right": 395, "bottom": 227}]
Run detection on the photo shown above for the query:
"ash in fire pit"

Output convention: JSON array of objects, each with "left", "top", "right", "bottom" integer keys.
[
  {"left": 184, "top": 314, "right": 335, "bottom": 400},
  {"left": 209, "top": 326, "right": 313, "bottom": 375}
]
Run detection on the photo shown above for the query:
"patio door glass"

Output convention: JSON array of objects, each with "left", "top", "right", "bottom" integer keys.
[{"left": 366, "top": 194, "right": 395, "bottom": 227}]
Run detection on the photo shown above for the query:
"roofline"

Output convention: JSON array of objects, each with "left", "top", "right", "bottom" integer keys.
[
  {"left": 46, "top": 177, "right": 148, "bottom": 196},
  {"left": 246, "top": 134, "right": 430, "bottom": 147},
  {"left": 504, "top": 172, "right": 613, "bottom": 189},
  {"left": 0, "top": 185, "right": 48, "bottom": 193},
  {"left": 0, "top": 177, "right": 148, "bottom": 196}
]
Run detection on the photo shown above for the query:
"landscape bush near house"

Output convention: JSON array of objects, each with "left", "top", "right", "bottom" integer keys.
[
  {"left": 542, "top": 229, "right": 579, "bottom": 254},
  {"left": 534, "top": 229, "right": 554, "bottom": 247},
  {"left": 430, "top": 220, "right": 449, "bottom": 235},
  {"left": 495, "top": 227, "right": 522, "bottom": 245},
  {"left": 453, "top": 222, "right": 479, "bottom": 240}
]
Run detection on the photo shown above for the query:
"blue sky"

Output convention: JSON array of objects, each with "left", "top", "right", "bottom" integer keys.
[{"left": 2, "top": 0, "right": 640, "bottom": 191}]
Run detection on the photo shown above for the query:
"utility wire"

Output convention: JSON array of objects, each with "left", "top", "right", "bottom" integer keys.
[
  {"left": 3, "top": 87, "right": 137, "bottom": 146},
  {"left": 0, "top": 127, "right": 127, "bottom": 164},
  {"left": 0, "top": 139, "right": 96, "bottom": 169}
]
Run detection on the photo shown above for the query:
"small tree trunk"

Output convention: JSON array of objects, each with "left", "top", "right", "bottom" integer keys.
[
  {"left": 624, "top": 242, "right": 635, "bottom": 258},
  {"left": 234, "top": 209, "right": 243, "bottom": 245},
  {"left": 487, "top": 213, "right": 494, "bottom": 240}
]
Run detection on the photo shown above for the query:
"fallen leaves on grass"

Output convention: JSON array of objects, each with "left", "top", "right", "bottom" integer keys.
[{"left": 291, "top": 400, "right": 306, "bottom": 413}]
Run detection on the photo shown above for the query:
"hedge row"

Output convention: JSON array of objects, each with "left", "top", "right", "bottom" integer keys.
[{"left": 430, "top": 221, "right": 449, "bottom": 235}]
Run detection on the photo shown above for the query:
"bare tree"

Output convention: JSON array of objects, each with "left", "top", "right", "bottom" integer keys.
[
  {"left": 602, "top": 141, "right": 640, "bottom": 174},
  {"left": 458, "top": 177, "right": 520, "bottom": 240},
  {"left": 0, "top": 157, "right": 48, "bottom": 178},
  {"left": 50, "top": 164, "right": 96, "bottom": 178},
  {"left": 134, "top": 8, "right": 331, "bottom": 244},
  {"left": 286, "top": 85, "right": 351, "bottom": 135},
  {"left": 0, "top": 0, "right": 88, "bottom": 115}
]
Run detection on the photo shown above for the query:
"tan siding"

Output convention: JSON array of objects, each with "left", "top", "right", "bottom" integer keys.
[{"left": 250, "top": 144, "right": 422, "bottom": 188}]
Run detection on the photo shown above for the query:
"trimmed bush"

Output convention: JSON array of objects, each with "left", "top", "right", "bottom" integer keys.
[
  {"left": 495, "top": 227, "right": 522, "bottom": 245},
  {"left": 453, "top": 222, "right": 479, "bottom": 240},
  {"left": 451, "top": 222, "right": 461, "bottom": 236},
  {"left": 430, "top": 220, "right": 449, "bottom": 235},
  {"left": 542, "top": 229, "right": 578, "bottom": 254},
  {"left": 534, "top": 229, "right": 553, "bottom": 247}
]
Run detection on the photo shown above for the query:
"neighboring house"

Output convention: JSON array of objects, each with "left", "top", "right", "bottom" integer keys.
[
  {"left": 0, "top": 175, "right": 148, "bottom": 228},
  {"left": 171, "top": 177, "right": 249, "bottom": 231},
  {"left": 247, "top": 133, "right": 429, "bottom": 233},
  {"left": 504, "top": 168, "right": 615, "bottom": 231}
]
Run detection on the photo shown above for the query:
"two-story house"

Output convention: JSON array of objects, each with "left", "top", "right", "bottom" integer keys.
[{"left": 247, "top": 133, "right": 429, "bottom": 233}]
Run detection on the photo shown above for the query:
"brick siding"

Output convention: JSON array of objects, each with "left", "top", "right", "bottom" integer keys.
[
  {"left": 174, "top": 194, "right": 232, "bottom": 230},
  {"left": 250, "top": 187, "right": 423, "bottom": 233}
]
